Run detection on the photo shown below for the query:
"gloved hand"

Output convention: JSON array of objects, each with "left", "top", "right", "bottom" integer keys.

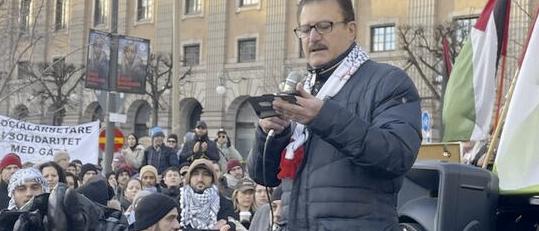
[
  {"left": 47, "top": 183, "right": 68, "bottom": 231},
  {"left": 12, "top": 210, "right": 45, "bottom": 231},
  {"left": 63, "top": 187, "right": 105, "bottom": 231}
]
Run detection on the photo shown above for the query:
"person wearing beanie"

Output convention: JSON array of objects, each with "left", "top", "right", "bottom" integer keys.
[
  {"left": 221, "top": 159, "right": 244, "bottom": 199},
  {"left": 134, "top": 192, "right": 180, "bottom": 231},
  {"left": 142, "top": 129, "right": 179, "bottom": 174},
  {"left": 139, "top": 165, "right": 160, "bottom": 193},
  {"left": 53, "top": 150, "right": 71, "bottom": 170},
  {"left": 7, "top": 168, "right": 48, "bottom": 210},
  {"left": 79, "top": 163, "right": 99, "bottom": 185},
  {"left": 180, "top": 159, "right": 235, "bottom": 230},
  {"left": 179, "top": 120, "right": 220, "bottom": 164},
  {"left": 0, "top": 153, "right": 22, "bottom": 210},
  {"left": 77, "top": 175, "right": 113, "bottom": 206},
  {"left": 166, "top": 134, "right": 180, "bottom": 151},
  {"left": 215, "top": 129, "right": 243, "bottom": 174}
]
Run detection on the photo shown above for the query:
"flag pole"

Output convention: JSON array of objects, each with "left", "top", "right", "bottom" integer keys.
[
  {"left": 493, "top": 55, "right": 507, "bottom": 129},
  {"left": 482, "top": 67, "right": 519, "bottom": 169}
]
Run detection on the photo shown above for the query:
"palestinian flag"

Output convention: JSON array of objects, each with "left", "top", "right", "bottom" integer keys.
[
  {"left": 442, "top": 0, "right": 510, "bottom": 142},
  {"left": 495, "top": 7, "right": 539, "bottom": 194}
]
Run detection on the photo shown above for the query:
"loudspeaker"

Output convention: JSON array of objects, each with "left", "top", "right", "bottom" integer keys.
[{"left": 397, "top": 161, "right": 498, "bottom": 231}]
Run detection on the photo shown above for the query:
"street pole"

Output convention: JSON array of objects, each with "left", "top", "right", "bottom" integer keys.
[
  {"left": 103, "top": 0, "right": 119, "bottom": 174},
  {"left": 172, "top": 0, "right": 180, "bottom": 134}
]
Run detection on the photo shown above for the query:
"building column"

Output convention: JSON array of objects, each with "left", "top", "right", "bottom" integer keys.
[
  {"left": 264, "top": 0, "right": 288, "bottom": 93},
  {"left": 202, "top": 1, "right": 228, "bottom": 131}
]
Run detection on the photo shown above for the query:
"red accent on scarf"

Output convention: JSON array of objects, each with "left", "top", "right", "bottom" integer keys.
[{"left": 277, "top": 145, "right": 305, "bottom": 179}]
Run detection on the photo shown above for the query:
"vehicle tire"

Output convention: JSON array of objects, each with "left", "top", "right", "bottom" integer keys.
[{"left": 400, "top": 222, "right": 426, "bottom": 231}]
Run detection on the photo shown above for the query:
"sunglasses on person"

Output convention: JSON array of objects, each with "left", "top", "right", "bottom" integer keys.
[{"left": 167, "top": 140, "right": 177, "bottom": 143}]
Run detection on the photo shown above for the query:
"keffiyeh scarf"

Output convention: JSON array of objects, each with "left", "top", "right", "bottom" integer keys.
[
  {"left": 277, "top": 44, "right": 370, "bottom": 179},
  {"left": 180, "top": 185, "right": 220, "bottom": 229},
  {"left": 8, "top": 168, "right": 48, "bottom": 210}
]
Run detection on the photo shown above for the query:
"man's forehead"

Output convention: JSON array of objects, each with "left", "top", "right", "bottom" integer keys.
[
  {"left": 17, "top": 181, "right": 40, "bottom": 188},
  {"left": 192, "top": 167, "right": 211, "bottom": 174},
  {"left": 299, "top": 1, "right": 342, "bottom": 24}
]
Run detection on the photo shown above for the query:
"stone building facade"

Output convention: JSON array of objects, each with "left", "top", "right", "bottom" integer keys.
[{"left": 0, "top": 0, "right": 537, "bottom": 157}]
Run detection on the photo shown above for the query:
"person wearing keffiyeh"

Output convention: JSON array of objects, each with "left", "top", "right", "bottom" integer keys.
[
  {"left": 7, "top": 168, "right": 48, "bottom": 210},
  {"left": 248, "top": 0, "right": 421, "bottom": 230},
  {"left": 180, "top": 159, "right": 236, "bottom": 230}
]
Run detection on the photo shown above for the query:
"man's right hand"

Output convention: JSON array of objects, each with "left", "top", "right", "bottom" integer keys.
[{"left": 259, "top": 117, "right": 290, "bottom": 135}]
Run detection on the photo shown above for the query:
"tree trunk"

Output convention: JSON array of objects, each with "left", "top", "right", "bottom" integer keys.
[{"left": 152, "top": 97, "right": 159, "bottom": 127}]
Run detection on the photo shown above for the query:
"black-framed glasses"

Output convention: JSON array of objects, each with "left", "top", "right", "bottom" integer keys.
[
  {"left": 294, "top": 21, "right": 347, "bottom": 38},
  {"left": 218, "top": 135, "right": 226, "bottom": 138},
  {"left": 167, "top": 140, "right": 177, "bottom": 143}
]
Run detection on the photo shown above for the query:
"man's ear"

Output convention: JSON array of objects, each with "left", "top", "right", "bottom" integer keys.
[{"left": 347, "top": 21, "right": 357, "bottom": 39}]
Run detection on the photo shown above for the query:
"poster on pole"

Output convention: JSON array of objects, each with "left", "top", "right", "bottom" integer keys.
[
  {"left": 0, "top": 115, "right": 100, "bottom": 165},
  {"left": 115, "top": 35, "right": 149, "bottom": 94},
  {"left": 86, "top": 30, "right": 112, "bottom": 91}
]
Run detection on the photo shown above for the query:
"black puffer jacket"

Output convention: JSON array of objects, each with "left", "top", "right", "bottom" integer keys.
[{"left": 248, "top": 60, "right": 422, "bottom": 231}]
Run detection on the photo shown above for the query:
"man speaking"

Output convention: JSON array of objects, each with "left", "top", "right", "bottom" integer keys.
[{"left": 247, "top": 0, "right": 422, "bottom": 230}]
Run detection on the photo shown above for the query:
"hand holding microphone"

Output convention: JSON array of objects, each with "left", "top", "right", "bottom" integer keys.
[{"left": 257, "top": 71, "right": 304, "bottom": 135}]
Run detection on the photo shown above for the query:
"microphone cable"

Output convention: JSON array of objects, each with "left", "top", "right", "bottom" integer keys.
[{"left": 263, "top": 129, "right": 276, "bottom": 230}]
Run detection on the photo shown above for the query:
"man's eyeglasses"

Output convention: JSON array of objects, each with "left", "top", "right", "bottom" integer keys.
[
  {"left": 218, "top": 135, "right": 226, "bottom": 138},
  {"left": 294, "top": 21, "right": 347, "bottom": 39},
  {"left": 167, "top": 140, "right": 177, "bottom": 143}
]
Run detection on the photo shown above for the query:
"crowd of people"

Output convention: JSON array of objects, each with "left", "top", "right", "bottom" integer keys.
[{"left": 0, "top": 121, "right": 283, "bottom": 231}]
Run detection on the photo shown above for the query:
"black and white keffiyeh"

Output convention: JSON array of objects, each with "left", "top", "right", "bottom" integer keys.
[
  {"left": 180, "top": 185, "right": 220, "bottom": 229},
  {"left": 284, "top": 44, "right": 370, "bottom": 160}
]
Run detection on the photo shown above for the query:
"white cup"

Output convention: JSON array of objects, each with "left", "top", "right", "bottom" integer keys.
[{"left": 239, "top": 211, "right": 252, "bottom": 222}]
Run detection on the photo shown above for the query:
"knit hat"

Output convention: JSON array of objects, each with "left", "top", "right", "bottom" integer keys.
[
  {"left": 235, "top": 178, "right": 256, "bottom": 192},
  {"left": 152, "top": 131, "right": 165, "bottom": 138},
  {"left": 8, "top": 168, "right": 48, "bottom": 209},
  {"left": 134, "top": 193, "right": 178, "bottom": 231},
  {"left": 77, "top": 175, "right": 113, "bottom": 206},
  {"left": 139, "top": 165, "right": 158, "bottom": 179},
  {"left": 186, "top": 159, "right": 218, "bottom": 184},
  {"left": 227, "top": 159, "right": 242, "bottom": 172},
  {"left": 79, "top": 163, "right": 99, "bottom": 179},
  {"left": 0, "top": 153, "right": 22, "bottom": 171}
]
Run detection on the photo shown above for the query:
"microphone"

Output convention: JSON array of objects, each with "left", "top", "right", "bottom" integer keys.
[{"left": 279, "top": 70, "right": 306, "bottom": 95}]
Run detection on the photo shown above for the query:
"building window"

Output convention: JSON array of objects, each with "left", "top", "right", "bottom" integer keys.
[
  {"left": 94, "top": 0, "right": 107, "bottom": 27},
  {"left": 183, "top": 44, "right": 200, "bottom": 66},
  {"left": 19, "top": 0, "right": 32, "bottom": 32},
  {"left": 137, "top": 0, "right": 152, "bottom": 21},
  {"left": 240, "top": 0, "right": 259, "bottom": 7},
  {"left": 238, "top": 38, "right": 256, "bottom": 63},
  {"left": 185, "top": 0, "right": 202, "bottom": 15},
  {"left": 55, "top": 0, "right": 68, "bottom": 31},
  {"left": 454, "top": 17, "right": 478, "bottom": 44},
  {"left": 370, "top": 25, "right": 396, "bottom": 52}
]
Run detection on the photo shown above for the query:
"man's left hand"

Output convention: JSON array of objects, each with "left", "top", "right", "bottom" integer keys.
[{"left": 273, "top": 83, "right": 323, "bottom": 124}]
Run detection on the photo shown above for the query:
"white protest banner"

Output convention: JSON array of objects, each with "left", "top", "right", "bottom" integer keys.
[{"left": 0, "top": 115, "right": 99, "bottom": 164}]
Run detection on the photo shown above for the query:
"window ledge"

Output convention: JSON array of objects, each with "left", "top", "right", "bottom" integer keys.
[
  {"left": 182, "top": 12, "right": 204, "bottom": 20},
  {"left": 134, "top": 18, "right": 153, "bottom": 26},
  {"left": 236, "top": 3, "right": 261, "bottom": 13}
]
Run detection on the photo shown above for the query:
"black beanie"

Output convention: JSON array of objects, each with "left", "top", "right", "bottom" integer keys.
[
  {"left": 134, "top": 193, "right": 178, "bottom": 230},
  {"left": 77, "top": 175, "right": 112, "bottom": 206},
  {"left": 79, "top": 163, "right": 99, "bottom": 179}
]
